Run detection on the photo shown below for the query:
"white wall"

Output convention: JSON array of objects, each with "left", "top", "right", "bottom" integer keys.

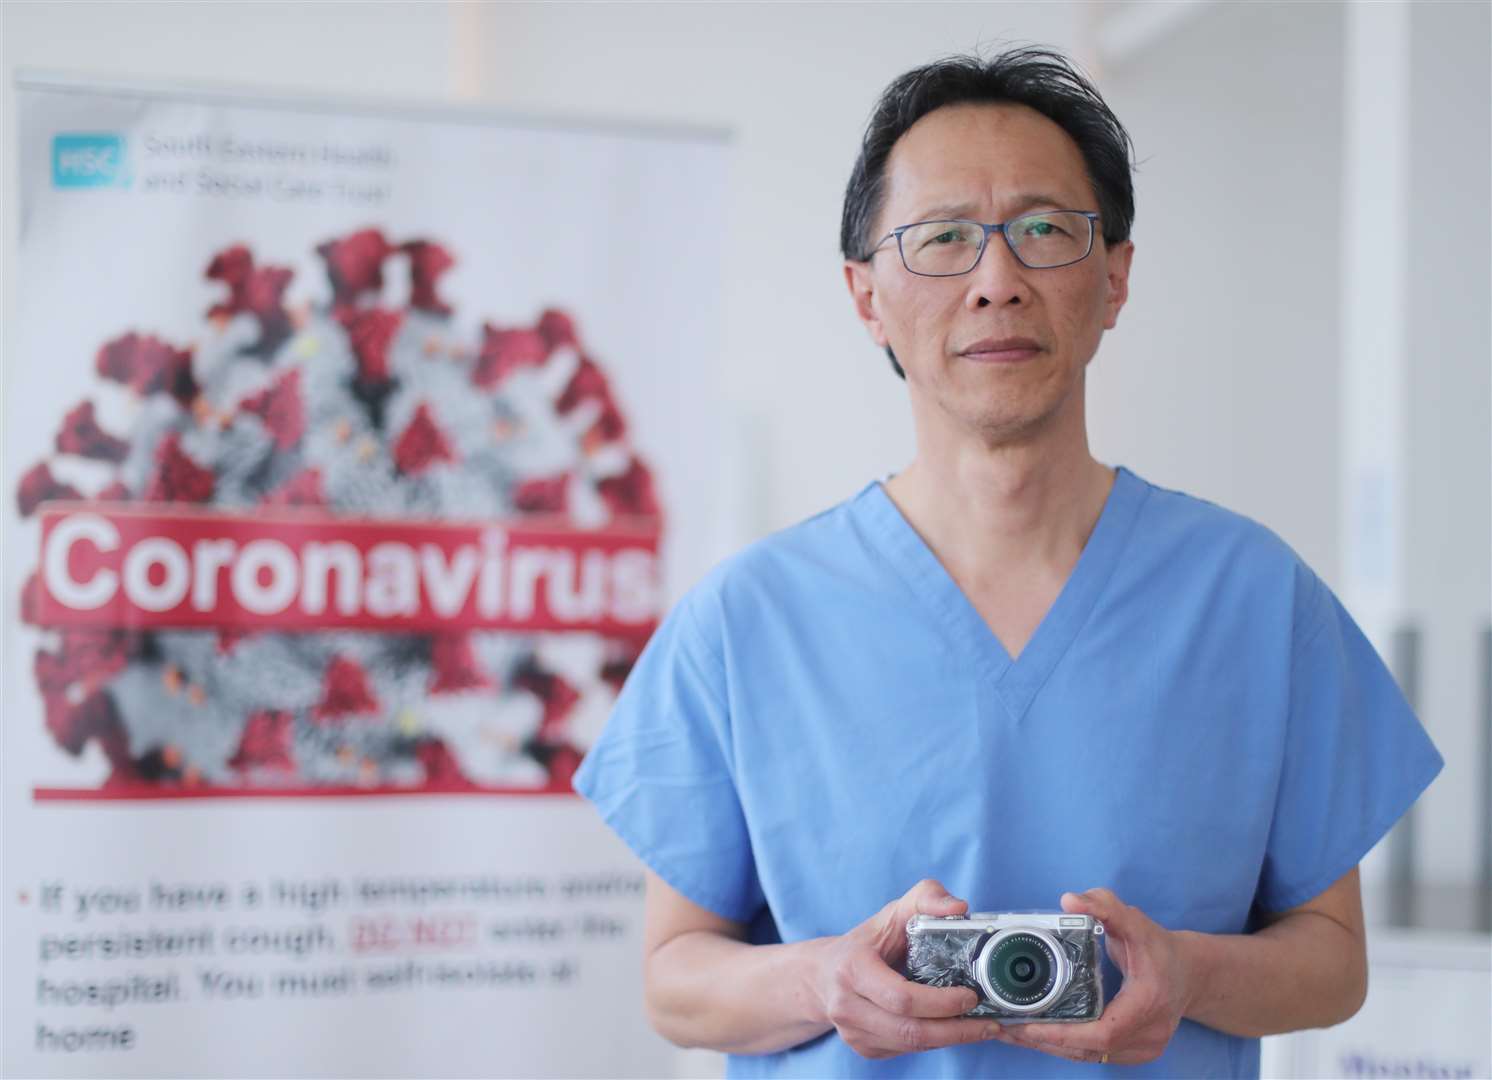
[
  {"left": 1403, "top": 0, "right": 1492, "bottom": 905},
  {"left": 1088, "top": 0, "right": 1345, "bottom": 581},
  {"left": 0, "top": 1, "right": 465, "bottom": 101}
]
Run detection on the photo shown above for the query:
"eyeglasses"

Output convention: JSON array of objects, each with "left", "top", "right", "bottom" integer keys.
[{"left": 869, "top": 210, "right": 1101, "bottom": 276}]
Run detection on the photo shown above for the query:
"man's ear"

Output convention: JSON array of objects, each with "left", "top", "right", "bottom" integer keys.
[
  {"left": 844, "top": 260, "right": 889, "bottom": 348},
  {"left": 1102, "top": 240, "right": 1134, "bottom": 331}
]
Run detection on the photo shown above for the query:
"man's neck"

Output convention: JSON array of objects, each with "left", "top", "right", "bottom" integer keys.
[{"left": 882, "top": 435, "right": 1114, "bottom": 589}]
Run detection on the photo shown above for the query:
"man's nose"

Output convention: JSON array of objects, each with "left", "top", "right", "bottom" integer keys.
[{"left": 964, "top": 232, "right": 1031, "bottom": 309}]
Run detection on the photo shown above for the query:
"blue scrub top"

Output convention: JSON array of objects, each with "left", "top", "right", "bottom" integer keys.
[{"left": 573, "top": 466, "right": 1442, "bottom": 1079}]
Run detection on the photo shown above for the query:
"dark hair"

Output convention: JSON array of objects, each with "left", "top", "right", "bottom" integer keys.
[{"left": 841, "top": 47, "right": 1136, "bottom": 379}]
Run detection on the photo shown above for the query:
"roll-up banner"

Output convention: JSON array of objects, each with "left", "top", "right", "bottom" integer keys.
[{"left": 5, "top": 74, "right": 728, "bottom": 1078}]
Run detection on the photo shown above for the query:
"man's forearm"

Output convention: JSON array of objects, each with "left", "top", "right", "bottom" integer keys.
[
  {"left": 1175, "top": 911, "right": 1368, "bottom": 1038},
  {"left": 644, "top": 930, "right": 834, "bottom": 1055}
]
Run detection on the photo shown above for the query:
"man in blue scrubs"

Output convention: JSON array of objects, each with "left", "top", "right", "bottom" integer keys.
[{"left": 573, "top": 48, "right": 1441, "bottom": 1077}]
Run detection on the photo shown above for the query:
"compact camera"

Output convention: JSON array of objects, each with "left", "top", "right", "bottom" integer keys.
[{"left": 905, "top": 912, "right": 1105, "bottom": 1023}]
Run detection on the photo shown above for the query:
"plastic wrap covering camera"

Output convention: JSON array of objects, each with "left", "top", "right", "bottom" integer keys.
[
  {"left": 16, "top": 228, "right": 662, "bottom": 795},
  {"left": 904, "top": 912, "right": 1104, "bottom": 1023}
]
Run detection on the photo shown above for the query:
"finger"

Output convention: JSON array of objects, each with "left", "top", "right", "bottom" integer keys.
[
  {"left": 853, "top": 953, "right": 981, "bottom": 1019},
  {"left": 999, "top": 1027, "right": 1102, "bottom": 1056},
  {"left": 992, "top": 1031, "right": 1136, "bottom": 1067},
  {"left": 900, "top": 1015, "right": 1003, "bottom": 1051},
  {"left": 996, "top": 977, "right": 1157, "bottom": 1055},
  {"left": 902, "top": 878, "right": 969, "bottom": 916},
  {"left": 845, "top": 1001, "right": 1000, "bottom": 1056},
  {"left": 871, "top": 880, "right": 967, "bottom": 958},
  {"left": 836, "top": 1022, "right": 895, "bottom": 1061},
  {"left": 1060, "top": 886, "right": 1125, "bottom": 929},
  {"left": 1061, "top": 888, "right": 1149, "bottom": 976},
  {"left": 995, "top": 1000, "right": 1141, "bottom": 1056},
  {"left": 1086, "top": 975, "right": 1151, "bottom": 1034}
]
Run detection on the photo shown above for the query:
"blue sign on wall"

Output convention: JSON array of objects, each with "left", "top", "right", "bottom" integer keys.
[{"left": 52, "top": 134, "right": 129, "bottom": 188}]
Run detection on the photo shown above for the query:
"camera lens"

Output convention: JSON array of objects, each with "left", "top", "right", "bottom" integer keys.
[{"left": 976, "top": 929, "right": 1068, "bottom": 1012}]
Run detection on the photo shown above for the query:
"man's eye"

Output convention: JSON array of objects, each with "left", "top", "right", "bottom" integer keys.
[
  {"left": 922, "top": 228, "right": 971, "bottom": 247},
  {"left": 1023, "top": 220, "right": 1067, "bottom": 238}
]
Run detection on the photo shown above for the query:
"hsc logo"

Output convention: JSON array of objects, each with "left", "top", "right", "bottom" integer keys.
[{"left": 52, "top": 134, "right": 130, "bottom": 188}]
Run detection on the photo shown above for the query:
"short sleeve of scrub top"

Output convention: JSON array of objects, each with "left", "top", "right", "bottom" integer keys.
[
  {"left": 1256, "top": 566, "right": 1442, "bottom": 913},
  {"left": 573, "top": 591, "right": 764, "bottom": 924},
  {"left": 572, "top": 466, "right": 1443, "bottom": 1079}
]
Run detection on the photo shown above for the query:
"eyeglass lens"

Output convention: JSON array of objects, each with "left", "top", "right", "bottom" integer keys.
[{"left": 899, "top": 212, "right": 1093, "bottom": 275}]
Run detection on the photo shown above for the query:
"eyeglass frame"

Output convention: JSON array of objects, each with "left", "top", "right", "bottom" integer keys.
[{"left": 867, "top": 210, "right": 1103, "bottom": 276}]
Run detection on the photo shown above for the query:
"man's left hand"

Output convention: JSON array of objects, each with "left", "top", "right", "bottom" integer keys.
[{"left": 991, "top": 888, "right": 1189, "bottom": 1066}]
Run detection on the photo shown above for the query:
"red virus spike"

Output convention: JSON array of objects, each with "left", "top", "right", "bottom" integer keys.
[
  {"left": 41, "top": 697, "right": 77, "bottom": 755},
  {"left": 340, "top": 308, "right": 404, "bottom": 429},
  {"left": 57, "top": 628, "right": 137, "bottom": 688},
  {"left": 20, "top": 574, "right": 41, "bottom": 626},
  {"left": 401, "top": 240, "right": 456, "bottom": 316},
  {"left": 205, "top": 245, "right": 296, "bottom": 356},
  {"left": 261, "top": 467, "right": 326, "bottom": 508},
  {"left": 555, "top": 356, "right": 628, "bottom": 443},
  {"left": 597, "top": 457, "right": 661, "bottom": 519},
  {"left": 589, "top": 399, "right": 627, "bottom": 443},
  {"left": 546, "top": 744, "right": 583, "bottom": 789},
  {"left": 240, "top": 266, "right": 296, "bottom": 357},
  {"left": 204, "top": 245, "right": 255, "bottom": 317},
  {"left": 34, "top": 650, "right": 74, "bottom": 698},
  {"left": 95, "top": 332, "right": 198, "bottom": 405},
  {"left": 228, "top": 710, "right": 296, "bottom": 773},
  {"left": 239, "top": 368, "right": 306, "bottom": 450},
  {"left": 317, "top": 228, "right": 394, "bottom": 311},
  {"left": 392, "top": 402, "right": 457, "bottom": 475},
  {"left": 56, "top": 401, "right": 130, "bottom": 462},
  {"left": 537, "top": 308, "right": 578, "bottom": 350},
  {"left": 45, "top": 689, "right": 128, "bottom": 763},
  {"left": 555, "top": 356, "right": 610, "bottom": 415},
  {"left": 96, "top": 479, "right": 132, "bottom": 502},
  {"left": 16, "top": 462, "right": 82, "bottom": 517},
  {"left": 513, "top": 661, "right": 582, "bottom": 737},
  {"left": 145, "top": 432, "right": 215, "bottom": 504},
  {"left": 312, "top": 655, "right": 381, "bottom": 723},
  {"left": 539, "top": 681, "right": 581, "bottom": 737},
  {"left": 512, "top": 472, "right": 570, "bottom": 515},
  {"left": 472, "top": 324, "right": 549, "bottom": 389},
  {"left": 341, "top": 307, "right": 402, "bottom": 386},
  {"left": 242, "top": 265, "right": 295, "bottom": 319},
  {"left": 428, "top": 634, "right": 494, "bottom": 695},
  {"left": 415, "top": 737, "right": 475, "bottom": 788}
]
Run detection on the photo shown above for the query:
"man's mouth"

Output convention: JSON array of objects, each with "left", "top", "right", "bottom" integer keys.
[{"left": 958, "top": 336, "right": 1043, "bottom": 363}]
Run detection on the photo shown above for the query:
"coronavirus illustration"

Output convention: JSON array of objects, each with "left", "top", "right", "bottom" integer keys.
[{"left": 17, "top": 228, "right": 661, "bottom": 795}]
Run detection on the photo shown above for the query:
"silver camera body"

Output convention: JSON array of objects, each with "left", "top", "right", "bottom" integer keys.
[{"left": 905, "top": 911, "right": 1105, "bottom": 1023}]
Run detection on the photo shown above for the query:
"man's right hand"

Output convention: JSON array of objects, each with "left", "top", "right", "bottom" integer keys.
[{"left": 810, "top": 878, "right": 1000, "bottom": 1060}]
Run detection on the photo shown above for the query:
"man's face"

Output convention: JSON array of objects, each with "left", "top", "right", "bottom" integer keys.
[{"left": 845, "top": 102, "right": 1133, "bottom": 443}]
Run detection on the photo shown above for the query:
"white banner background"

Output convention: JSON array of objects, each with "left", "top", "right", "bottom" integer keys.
[{"left": 4, "top": 76, "right": 727, "bottom": 1078}]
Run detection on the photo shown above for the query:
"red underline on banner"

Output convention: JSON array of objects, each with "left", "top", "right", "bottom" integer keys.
[{"left": 33, "top": 784, "right": 579, "bottom": 802}]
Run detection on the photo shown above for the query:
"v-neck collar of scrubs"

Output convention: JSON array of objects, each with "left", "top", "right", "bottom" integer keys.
[{"left": 856, "top": 464, "right": 1149, "bottom": 725}]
